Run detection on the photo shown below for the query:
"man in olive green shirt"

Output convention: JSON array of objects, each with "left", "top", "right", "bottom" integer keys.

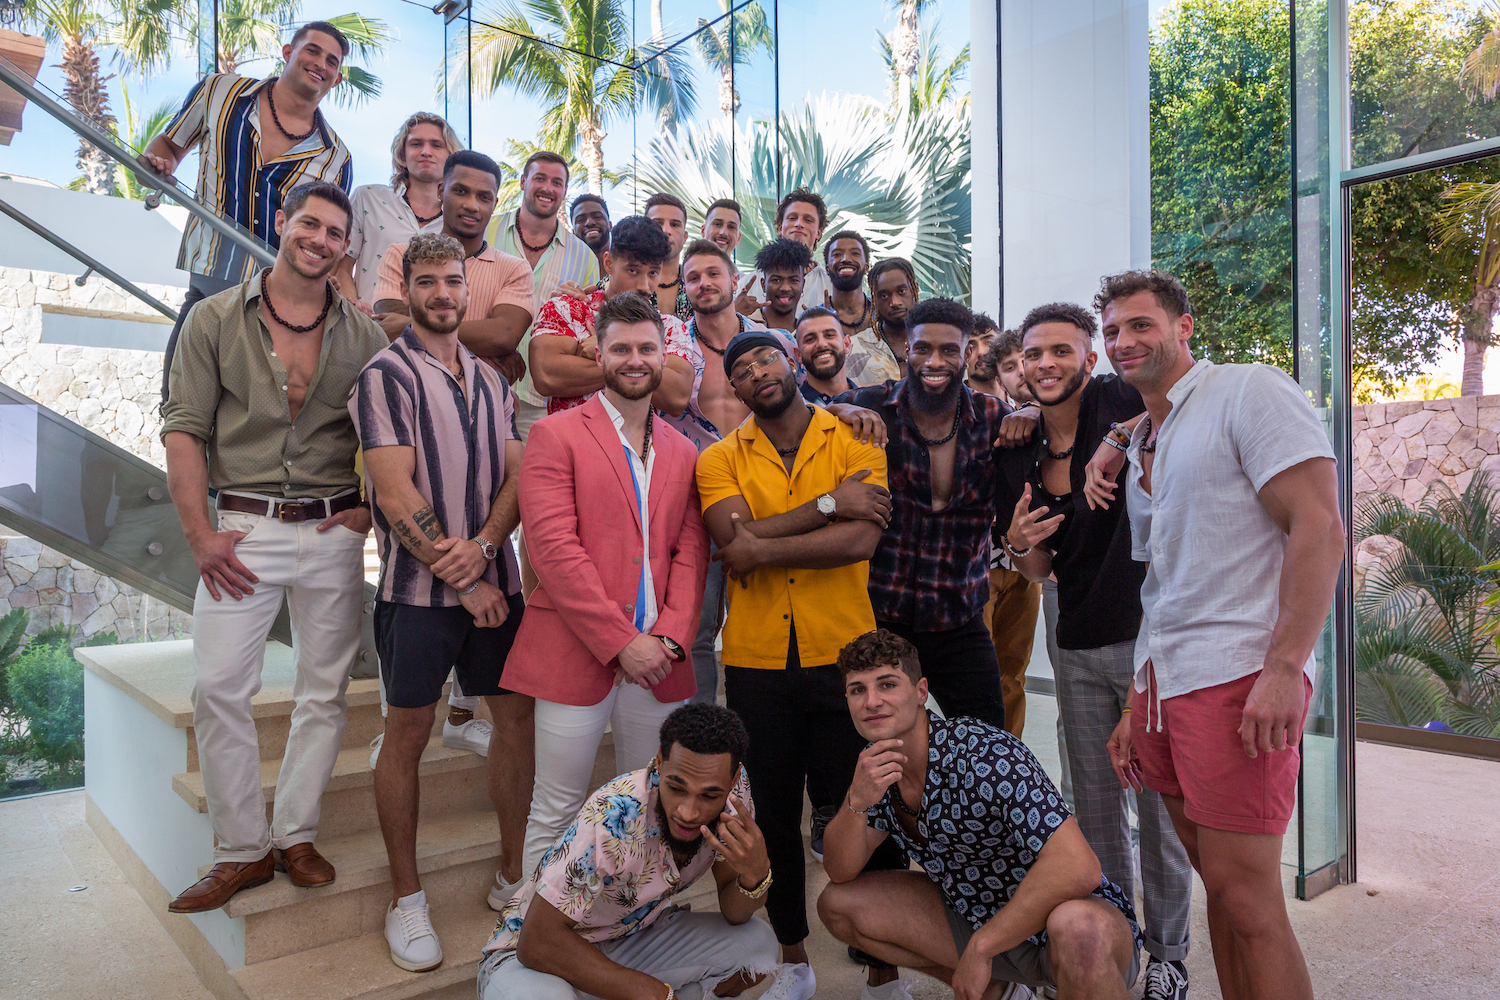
[{"left": 161, "top": 181, "right": 388, "bottom": 915}]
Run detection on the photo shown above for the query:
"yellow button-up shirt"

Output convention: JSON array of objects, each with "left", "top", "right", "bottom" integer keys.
[{"left": 695, "top": 406, "right": 886, "bottom": 670}]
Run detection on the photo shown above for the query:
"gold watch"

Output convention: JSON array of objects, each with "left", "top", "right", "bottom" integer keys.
[{"left": 736, "top": 868, "right": 773, "bottom": 899}]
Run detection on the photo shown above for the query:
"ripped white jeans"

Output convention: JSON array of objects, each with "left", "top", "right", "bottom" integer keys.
[{"left": 477, "top": 908, "right": 779, "bottom": 1000}]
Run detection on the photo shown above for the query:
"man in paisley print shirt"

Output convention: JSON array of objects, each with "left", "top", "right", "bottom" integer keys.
[
  {"left": 818, "top": 631, "right": 1142, "bottom": 1000},
  {"left": 478, "top": 705, "right": 787, "bottom": 1000}
]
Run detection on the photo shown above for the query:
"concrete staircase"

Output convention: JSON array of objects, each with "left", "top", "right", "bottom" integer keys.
[{"left": 78, "top": 639, "right": 621, "bottom": 1000}]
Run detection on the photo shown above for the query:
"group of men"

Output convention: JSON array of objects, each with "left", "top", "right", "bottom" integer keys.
[{"left": 147, "top": 20, "right": 1345, "bottom": 1000}]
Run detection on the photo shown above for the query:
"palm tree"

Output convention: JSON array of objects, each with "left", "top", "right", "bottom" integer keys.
[
  {"left": 885, "top": 0, "right": 937, "bottom": 118},
  {"left": 693, "top": 0, "right": 772, "bottom": 118},
  {"left": 878, "top": 22, "right": 968, "bottom": 118},
  {"left": 203, "top": 4, "right": 392, "bottom": 107},
  {"left": 1355, "top": 474, "right": 1500, "bottom": 737},
  {"left": 462, "top": 0, "right": 697, "bottom": 196},
  {"left": 1432, "top": 181, "right": 1500, "bottom": 396},
  {"left": 493, "top": 137, "right": 625, "bottom": 212},
  {"left": 113, "top": 79, "right": 177, "bottom": 201}
]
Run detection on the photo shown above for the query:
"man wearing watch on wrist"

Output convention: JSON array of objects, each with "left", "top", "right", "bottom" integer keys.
[
  {"left": 480, "top": 705, "right": 784, "bottom": 999},
  {"left": 503, "top": 293, "right": 710, "bottom": 888},
  {"left": 351, "top": 234, "right": 528, "bottom": 973}
]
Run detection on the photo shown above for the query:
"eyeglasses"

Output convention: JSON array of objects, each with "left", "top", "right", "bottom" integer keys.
[{"left": 728, "top": 352, "right": 788, "bottom": 387}]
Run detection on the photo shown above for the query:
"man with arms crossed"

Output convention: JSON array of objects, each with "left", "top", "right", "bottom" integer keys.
[
  {"left": 502, "top": 292, "right": 709, "bottom": 888},
  {"left": 1096, "top": 270, "right": 1342, "bottom": 1000},
  {"left": 998, "top": 303, "right": 1192, "bottom": 999},
  {"left": 146, "top": 21, "right": 354, "bottom": 402},
  {"left": 162, "top": 182, "right": 385, "bottom": 912},
  {"left": 696, "top": 331, "right": 904, "bottom": 1000},
  {"left": 571, "top": 193, "right": 611, "bottom": 268},
  {"left": 338, "top": 112, "right": 461, "bottom": 303},
  {"left": 351, "top": 234, "right": 528, "bottom": 971},
  {"left": 819, "top": 630, "right": 1142, "bottom": 1000},
  {"left": 479, "top": 705, "right": 782, "bottom": 999},
  {"left": 846, "top": 259, "right": 918, "bottom": 384}
]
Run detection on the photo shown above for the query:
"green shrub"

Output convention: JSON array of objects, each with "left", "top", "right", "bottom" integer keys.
[
  {"left": 0, "top": 608, "right": 27, "bottom": 709},
  {"left": 6, "top": 644, "right": 84, "bottom": 778}
]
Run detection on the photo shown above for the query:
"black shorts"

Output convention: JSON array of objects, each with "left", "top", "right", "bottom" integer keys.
[{"left": 374, "top": 594, "right": 525, "bottom": 709}]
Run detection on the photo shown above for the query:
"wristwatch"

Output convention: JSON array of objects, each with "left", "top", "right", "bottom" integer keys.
[
  {"left": 471, "top": 536, "right": 498, "bottom": 561},
  {"left": 656, "top": 636, "right": 686, "bottom": 662},
  {"left": 815, "top": 493, "right": 837, "bottom": 521}
]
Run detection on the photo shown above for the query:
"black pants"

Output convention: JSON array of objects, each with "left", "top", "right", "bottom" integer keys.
[
  {"left": 724, "top": 657, "right": 908, "bottom": 946},
  {"left": 878, "top": 613, "right": 1007, "bottom": 730},
  {"left": 161, "top": 274, "right": 236, "bottom": 404}
]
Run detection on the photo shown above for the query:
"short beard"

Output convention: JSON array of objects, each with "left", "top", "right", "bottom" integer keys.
[
  {"left": 580, "top": 231, "right": 608, "bottom": 252},
  {"left": 654, "top": 795, "right": 707, "bottom": 858},
  {"left": 409, "top": 299, "right": 463, "bottom": 335},
  {"left": 281, "top": 244, "right": 338, "bottom": 282},
  {"left": 829, "top": 270, "right": 865, "bottom": 292},
  {"left": 746, "top": 377, "right": 799, "bottom": 419},
  {"left": 1030, "top": 366, "right": 1088, "bottom": 407},
  {"left": 603, "top": 365, "right": 662, "bottom": 400},
  {"left": 692, "top": 290, "right": 733, "bottom": 315},
  {"left": 878, "top": 313, "right": 906, "bottom": 334},
  {"left": 1119, "top": 342, "right": 1180, "bottom": 390},
  {"left": 905, "top": 372, "right": 962, "bottom": 416},
  {"left": 805, "top": 349, "right": 846, "bottom": 381}
]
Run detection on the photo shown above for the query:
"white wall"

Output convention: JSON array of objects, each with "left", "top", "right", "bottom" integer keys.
[{"left": 971, "top": 0, "right": 1001, "bottom": 319}]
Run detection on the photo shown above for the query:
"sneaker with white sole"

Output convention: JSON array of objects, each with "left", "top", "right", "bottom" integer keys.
[
  {"left": 999, "top": 983, "right": 1036, "bottom": 1000},
  {"left": 368, "top": 733, "right": 383, "bottom": 771},
  {"left": 761, "top": 962, "right": 816, "bottom": 1000},
  {"left": 486, "top": 870, "right": 520, "bottom": 911},
  {"left": 860, "top": 977, "right": 915, "bottom": 999},
  {"left": 442, "top": 716, "right": 493, "bottom": 756},
  {"left": 384, "top": 890, "right": 442, "bottom": 972},
  {"left": 1142, "top": 957, "right": 1189, "bottom": 1000}
]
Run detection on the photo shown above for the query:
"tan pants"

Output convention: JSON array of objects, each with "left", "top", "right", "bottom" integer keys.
[{"left": 984, "top": 566, "right": 1041, "bottom": 738}]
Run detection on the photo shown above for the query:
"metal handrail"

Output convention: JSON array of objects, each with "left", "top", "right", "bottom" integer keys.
[
  {"left": 0, "top": 195, "right": 180, "bottom": 322},
  {"left": 0, "top": 52, "right": 276, "bottom": 270}
]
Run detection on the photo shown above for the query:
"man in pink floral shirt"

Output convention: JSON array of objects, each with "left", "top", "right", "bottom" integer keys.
[
  {"left": 479, "top": 705, "right": 786, "bottom": 1000},
  {"left": 527, "top": 215, "right": 694, "bottom": 417}
]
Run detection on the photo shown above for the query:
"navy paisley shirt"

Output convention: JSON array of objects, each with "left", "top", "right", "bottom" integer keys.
[{"left": 868, "top": 715, "right": 1141, "bottom": 949}]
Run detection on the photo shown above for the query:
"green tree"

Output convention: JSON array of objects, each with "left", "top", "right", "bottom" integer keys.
[
  {"left": 693, "top": 0, "right": 773, "bottom": 118},
  {"left": 201, "top": 5, "right": 392, "bottom": 107},
  {"left": 113, "top": 79, "right": 177, "bottom": 200},
  {"left": 878, "top": 22, "right": 969, "bottom": 118},
  {"left": 463, "top": 0, "right": 697, "bottom": 195}
]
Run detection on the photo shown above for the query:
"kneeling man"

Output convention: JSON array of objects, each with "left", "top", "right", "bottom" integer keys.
[
  {"left": 818, "top": 630, "right": 1142, "bottom": 1000},
  {"left": 478, "top": 704, "right": 782, "bottom": 1000}
]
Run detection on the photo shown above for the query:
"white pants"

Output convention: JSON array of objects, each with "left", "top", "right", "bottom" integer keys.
[
  {"left": 478, "top": 908, "right": 778, "bottom": 1000},
  {"left": 522, "top": 684, "right": 685, "bottom": 877},
  {"left": 190, "top": 511, "right": 366, "bottom": 861}
]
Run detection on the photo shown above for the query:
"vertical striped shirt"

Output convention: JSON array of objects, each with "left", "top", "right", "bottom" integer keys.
[
  {"left": 486, "top": 208, "right": 601, "bottom": 407},
  {"left": 164, "top": 74, "right": 353, "bottom": 281},
  {"left": 350, "top": 330, "right": 522, "bottom": 607}
]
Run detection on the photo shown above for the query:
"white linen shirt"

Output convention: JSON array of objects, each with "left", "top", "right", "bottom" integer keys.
[
  {"left": 600, "top": 394, "right": 658, "bottom": 633},
  {"left": 1126, "top": 360, "right": 1335, "bottom": 699},
  {"left": 345, "top": 184, "right": 445, "bottom": 303}
]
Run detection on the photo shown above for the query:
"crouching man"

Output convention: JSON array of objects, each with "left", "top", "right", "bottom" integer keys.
[
  {"left": 477, "top": 704, "right": 783, "bottom": 1000},
  {"left": 818, "top": 631, "right": 1143, "bottom": 1000}
]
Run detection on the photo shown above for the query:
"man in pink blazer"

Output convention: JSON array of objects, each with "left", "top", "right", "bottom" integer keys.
[{"left": 503, "top": 292, "right": 711, "bottom": 888}]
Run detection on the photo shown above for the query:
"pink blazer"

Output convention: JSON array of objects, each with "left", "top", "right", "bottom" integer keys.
[{"left": 504, "top": 395, "right": 710, "bottom": 705}]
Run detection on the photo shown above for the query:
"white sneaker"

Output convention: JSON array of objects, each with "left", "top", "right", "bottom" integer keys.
[
  {"left": 368, "top": 733, "right": 383, "bottom": 770},
  {"left": 384, "top": 890, "right": 442, "bottom": 972},
  {"left": 443, "top": 717, "right": 493, "bottom": 756},
  {"left": 860, "top": 977, "right": 915, "bottom": 999},
  {"left": 486, "top": 870, "right": 520, "bottom": 911},
  {"left": 761, "top": 963, "right": 816, "bottom": 1000}
]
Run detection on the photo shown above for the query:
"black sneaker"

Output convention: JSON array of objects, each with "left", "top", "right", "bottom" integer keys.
[
  {"left": 809, "top": 804, "right": 837, "bottom": 862},
  {"left": 1143, "top": 957, "right": 1189, "bottom": 1000}
]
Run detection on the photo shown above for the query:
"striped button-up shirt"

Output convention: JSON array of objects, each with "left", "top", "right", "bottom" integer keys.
[
  {"left": 350, "top": 329, "right": 522, "bottom": 607},
  {"left": 164, "top": 74, "right": 353, "bottom": 281},
  {"left": 486, "top": 208, "right": 601, "bottom": 407}
]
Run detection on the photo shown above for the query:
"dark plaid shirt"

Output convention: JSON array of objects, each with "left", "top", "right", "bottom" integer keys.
[{"left": 838, "top": 380, "right": 1009, "bottom": 631}]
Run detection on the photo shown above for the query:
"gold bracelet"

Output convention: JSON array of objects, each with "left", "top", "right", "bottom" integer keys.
[
  {"left": 660, "top": 983, "right": 675, "bottom": 1000},
  {"left": 1120, "top": 706, "right": 1132, "bottom": 714},
  {"left": 736, "top": 869, "right": 773, "bottom": 899}
]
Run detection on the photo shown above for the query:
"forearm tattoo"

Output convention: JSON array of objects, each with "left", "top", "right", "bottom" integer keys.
[
  {"left": 412, "top": 505, "right": 442, "bottom": 542},
  {"left": 393, "top": 518, "right": 424, "bottom": 555}
]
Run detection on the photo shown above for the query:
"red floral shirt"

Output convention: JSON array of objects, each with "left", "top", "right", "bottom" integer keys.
[{"left": 534, "top": 288, "right": 692, "bottom": 414}]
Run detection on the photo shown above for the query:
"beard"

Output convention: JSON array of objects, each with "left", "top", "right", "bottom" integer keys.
[
  {"left": 906, "top": 369, "right": 963, "bottom": 416},
  {"left": 691, "top": 287, "right": 733, "bottom": 315},
  {"left": 281, "top": 241, "right": 340, "bottom": 282},
  {"left": 580, "top": 229, "right": 608, "bottom": 252},
  {"left": 604, "top": 364, "right": 663, "bottom": 400},
  {"left": 654, "top": 795, "right": 709, "bottom": 858},
  {"left": 409, "top": 297, "right": 464, "bottom": 335},
  {"left": 1118, "top": 341, "right": 1180, "bottom": 390},
  {"left": 745, "top": 375, "right": 799, "bottom": 419},
  {"left": 829, "top": 269, "right": 865, "bottom": 292},
  {"left": 805, "top": 347, "right": 847, "bottom": 381},
  {"left": 1028, "top": 365, "right": 1088, "bottom": 407}
]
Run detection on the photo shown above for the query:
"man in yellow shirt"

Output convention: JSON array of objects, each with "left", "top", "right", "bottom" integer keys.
[{"left": 695, "top": 330, "right": 909, "bottom": 1000}]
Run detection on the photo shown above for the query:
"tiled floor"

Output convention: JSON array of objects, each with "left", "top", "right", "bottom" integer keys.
[{"left": 3, "top": 694, "right": 1497, "bottom": 1000}]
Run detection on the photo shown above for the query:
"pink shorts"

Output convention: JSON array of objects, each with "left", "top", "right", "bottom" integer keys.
[{"left": 1132, "top": 668, "right": 1312, "bottom": 836}]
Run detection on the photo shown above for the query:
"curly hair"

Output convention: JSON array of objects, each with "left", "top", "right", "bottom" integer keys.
[
  {"left": 775, "top": 186, "right": 828, "bottom": 229},
  {"left": 973, "top": 311, "right": 1000, "bottom": 338},
  {"left": 1092, "top": 269, "right": 1191, "bottom": 321},
  {"left": 906, "top": 297, "right": 975, "bottom": 338},
  {"left": 658, "top": 704, "right": 750, "bottom": 776},
  {"left": 993, "top": 327, "right": 1024, "bottom": 360},
  {"left": 823, "top": 229, "right": 870, "bottom": 266},
  {"left": 755, "top": 236, "right": 813, "bottom": 274},
  {"left": 1019, "top": 302, "right": 1097, "bottom": 340},
  {"left": 400, "top": 232, "right": 466, "bottom": 283},
  {"left": 608, "top": 215, "right": 671, "bottom": 266},
  {"left": 836, "top": 629, "right": 923, "bottom": 682},
  {"left": 389, "top": 112, "right": 464, "bottom": 190}
]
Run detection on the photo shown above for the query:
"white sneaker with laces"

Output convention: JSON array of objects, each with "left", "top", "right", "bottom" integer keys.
[
  {"left": 860, "top": 977, "right": 915, "bottom": 999},
  {"left": 1143, "top": 957, "right": 1190, "bottom": 1000},
  {"left": 487, "top": 870, "right": 520, "bottom": 911},
  {"left": 384, "top": 890, "right": 442, "bottom": 972},
  {"left": 761, "top": 963, "right": 816, "bottom": 1000},
  {"left": 999, "top": 983, "right": 1036, "bottom": 999},
  {"left": 368, "top": 733, "right": 383, "bottom": 771},
  {"left": 443, "top": 717, "right": 493, "bottom": 756}
]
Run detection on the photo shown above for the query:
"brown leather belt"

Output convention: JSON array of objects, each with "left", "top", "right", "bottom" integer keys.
[{"left": 216, "top": 491, "right": 362, "bottom": 523}]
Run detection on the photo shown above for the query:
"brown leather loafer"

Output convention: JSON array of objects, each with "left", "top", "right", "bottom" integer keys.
[
  {"left": 168, "top": 852, "right": 275, "bottom": 913},
  {"left": 277, "top": 842, "right": 336, "bottom": 886}
]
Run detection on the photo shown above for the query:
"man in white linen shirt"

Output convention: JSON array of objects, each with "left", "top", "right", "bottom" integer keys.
[{"left": 1091, "top": 270, "right": 1343, "bottom": 1000}]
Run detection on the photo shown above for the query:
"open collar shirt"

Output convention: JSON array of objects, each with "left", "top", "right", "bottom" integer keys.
[
  {"left": 345, "top": 183, "right": 446, "bottom": 303},
  {"left": 600, "top": 394, "right": 658, "bottom": 632}
]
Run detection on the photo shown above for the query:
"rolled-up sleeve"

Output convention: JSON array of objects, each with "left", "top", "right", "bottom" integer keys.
[{"left": 160, "top": 304, "right": 221, "bottom": 442}]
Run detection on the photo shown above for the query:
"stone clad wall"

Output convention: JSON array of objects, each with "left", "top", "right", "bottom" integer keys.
[
  {"left": 0, "top": 533, "right": 192, "bottom": 640},
  {"left": 1352, "top": 394, "right": 1500, "bottom": 503}
]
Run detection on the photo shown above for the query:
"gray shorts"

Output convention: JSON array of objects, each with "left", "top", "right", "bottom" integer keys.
[{"left": 942, "top": 898, "right": 1140, "bottom": 990}]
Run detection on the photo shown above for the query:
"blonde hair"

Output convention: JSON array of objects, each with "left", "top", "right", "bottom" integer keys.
[
  {"left": 401, "top": 233, "right": 466, "bottom": 283},
  {"left": 391, "top": 112, "right": 464, "bottom": 190}
]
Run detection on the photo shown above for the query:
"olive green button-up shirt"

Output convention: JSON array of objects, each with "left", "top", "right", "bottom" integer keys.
[{"left": 161, "top": 275, "right": 388, "bottom": 498}]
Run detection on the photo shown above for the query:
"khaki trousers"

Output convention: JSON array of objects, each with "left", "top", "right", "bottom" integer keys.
[{"left": 984, "top": 566, "right": 1041, "bottom": 738}]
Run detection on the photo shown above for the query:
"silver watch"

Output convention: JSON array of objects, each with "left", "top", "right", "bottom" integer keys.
[
  {"left": 472, "top": 536, "right": 498, "bottom": 561},
  {"left": 816, "top": 493, "right": 837, "bottom": 521}
]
